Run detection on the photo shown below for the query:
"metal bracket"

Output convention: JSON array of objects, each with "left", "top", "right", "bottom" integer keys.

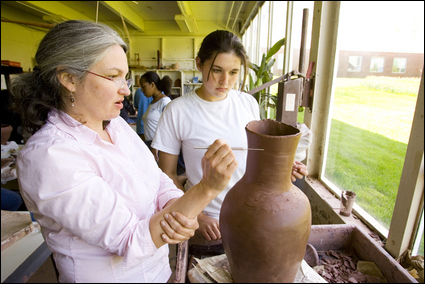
[
  {"left": 276, "top": 71, "right": 305, "bottom": 126},
  {"left": 301, "top": 74, "right": 315, "bottom": 112}
]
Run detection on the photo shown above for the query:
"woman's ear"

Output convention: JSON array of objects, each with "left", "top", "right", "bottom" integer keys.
[
  {"left": 195, "top": 57, "right": 202, "bottom": 71},
  {"left": 57, "top": 70, "right": 76, "bottom": 93}
]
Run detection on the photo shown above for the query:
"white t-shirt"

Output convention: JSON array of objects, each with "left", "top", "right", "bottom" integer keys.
[
  {"left": 152, "top": 89, "right": 260, "bottom": 219},
  {"left": 142, "top": 96, "right": 171, "bottom": 141}
]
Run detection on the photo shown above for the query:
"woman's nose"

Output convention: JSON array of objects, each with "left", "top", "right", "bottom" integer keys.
[
  {"left": 119, "top": 84, "right": 131, "bottom": 96},
  {"left": 219, "top": 74, "right": 229, "bottom": 85}
]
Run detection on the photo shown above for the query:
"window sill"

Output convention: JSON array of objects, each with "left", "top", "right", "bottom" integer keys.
[{"left": 297, "top": 176, "right": 386, "bottom": 248}]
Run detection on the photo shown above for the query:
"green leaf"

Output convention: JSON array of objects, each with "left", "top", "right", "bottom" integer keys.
[
  {"left": 256, "top": 78, "right": 263, "bottom": 88},
  {"left": 249, "top": 73, "right": 255, "bottom": 91},
  {"left": 257, "top": 54, "right": 267, "bottom": 77},
  {"left": 266, "top": 38, "right": 285, "bottom": 60},
  {"left": 266, "top": 58, "right": 276, "bottom": 72},
  {"left": 249, "top": 62, "right": 259, "bottom": 72}
]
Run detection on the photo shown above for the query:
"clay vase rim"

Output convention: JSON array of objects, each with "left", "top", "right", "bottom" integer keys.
[{"left": 246, "top": 119, "right": 301, "bottom": 139}]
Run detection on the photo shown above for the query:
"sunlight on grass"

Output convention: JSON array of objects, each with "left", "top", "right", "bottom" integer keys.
[
  {"left": 332, "top": 78, "right": 417, "bottom": 143},
  {"left": 324, "top": 77, "right": 419, "bottom": 230},
  {"left": 325, "top": 119, "right": 406, "bottom": 227}
]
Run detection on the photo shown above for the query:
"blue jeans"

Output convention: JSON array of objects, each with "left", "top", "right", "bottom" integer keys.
[{"left": 1, "top": 188, "right": 23, "bottom": 211}]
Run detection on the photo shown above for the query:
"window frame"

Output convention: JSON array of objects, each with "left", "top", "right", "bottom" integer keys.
[
  {"left": 347, "top": 55, "right": 362, "bottom": 72},
  {"left": 392, "top": 57, "right": 407, "bottom": 73},
  {"left": 303, "top": 1, "right": 424, "bottom": 258},
  {"left": 241, "top": 1, "right": 424, "bottom": 259},
  {"left": 369, "top": 56, "right": 385, "bottom": 73}
]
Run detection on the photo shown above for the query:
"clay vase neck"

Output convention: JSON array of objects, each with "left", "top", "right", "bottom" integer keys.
[{"left": 244, "top": 119, "right": 301, "bottom": 192}]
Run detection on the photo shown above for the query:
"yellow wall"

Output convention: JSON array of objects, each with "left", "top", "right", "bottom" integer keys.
[
  {"left": 1, "top": 4, "right": 48, "bottom": 71},
  {"left": 1, "top": 3, "right": 207, "bottom": 72}
]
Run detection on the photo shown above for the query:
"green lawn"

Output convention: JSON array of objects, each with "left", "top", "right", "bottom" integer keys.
[
  {"left": 325, "top": 78, "right": 418, "bottom": 227},
  {"left": 324, "top": 77, "right": 421, "bottom": 255},
  {"left": 324, "top": 119, "right": 406, "bottom": 226}
]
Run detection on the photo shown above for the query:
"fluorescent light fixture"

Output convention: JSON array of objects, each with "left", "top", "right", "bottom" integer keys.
[{"left": 175, "top": 14, "right": 198, "bottom": 33}]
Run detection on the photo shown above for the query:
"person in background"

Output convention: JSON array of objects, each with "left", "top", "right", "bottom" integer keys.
[
  {"left": 10, "top": 20, "right": 238, "bottom": 283},
  {"left": 133, "top": 83, "right": 152, "bottom": 142},
  {"left": 140, "top": 71, "right": 172, "bottom": 160},
  {"left": 152, "top": 30, "right": 309, "bottom": 242},
  {"left": 119, "top": 95, "right": 136, "bottom": 123}
]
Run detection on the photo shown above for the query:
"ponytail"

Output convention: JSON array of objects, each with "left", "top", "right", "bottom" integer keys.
[{"left": 141, "top": 71, "right": 173, "bottom": 97}]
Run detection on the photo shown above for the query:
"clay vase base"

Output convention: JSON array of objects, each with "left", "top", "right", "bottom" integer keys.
[{"left": 220, "top": 119, "right": 312, "bottom": 283}]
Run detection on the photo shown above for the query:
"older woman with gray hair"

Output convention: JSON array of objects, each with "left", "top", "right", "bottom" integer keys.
[{"left": 10, "top": 20, "right": 237, "bottom": 283}]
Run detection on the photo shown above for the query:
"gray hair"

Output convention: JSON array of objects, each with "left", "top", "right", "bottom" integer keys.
[{"left": 10, "top": 20, "right": 128, "bottom": 133}]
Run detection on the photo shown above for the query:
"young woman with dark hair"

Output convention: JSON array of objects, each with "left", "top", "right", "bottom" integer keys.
[
  {"left": 152, "top": 30, "right": 308, "bottom": 242},
  {"left": 140, "top": 71, "right": 172, "bottom": 159}
]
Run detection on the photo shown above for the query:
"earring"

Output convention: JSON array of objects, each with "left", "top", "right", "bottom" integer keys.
[{"left": 70, "top": 93, "right": 75, "bottom": 107}]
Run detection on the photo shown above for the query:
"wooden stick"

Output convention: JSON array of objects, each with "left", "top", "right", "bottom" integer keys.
[{"left": 193, "top": 146, "right": 264, "bottom": 151}]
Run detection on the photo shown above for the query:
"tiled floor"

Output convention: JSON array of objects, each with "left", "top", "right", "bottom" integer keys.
[{"left": 26, "top": 244, "right": 178, "bottom": 283}]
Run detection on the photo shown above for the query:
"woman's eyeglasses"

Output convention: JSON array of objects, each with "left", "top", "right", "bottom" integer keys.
[{"left": 86, "top": 71, "right": 132, "bottom": 90}]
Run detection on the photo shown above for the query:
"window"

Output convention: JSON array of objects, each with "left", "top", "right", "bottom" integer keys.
[
  {"left": 322, "top": 1, "right": 424, "bottom": 257},
  {"left": 370, "top": 57, "right": 384, "bottom": 72},
  {"left": 392, "top": 57, "right": 407, "bottom": 73},
  {"left": 250, "top": 15, "right": 259, "bottom": 67},
  {"left": 242, "top": 1, "right": 424, "bottom": 258},
  {"left": 270, "top": 1, "right": 287, "bottom": 76},
  {"left": 412, "top": 208, "right": 424, "bottom": 256},
  {"left": 348, "top": 56, "right": 362, "bottom": 72},
  {"left": 259, "top": 2, "right": 270, "bottom": 58},
  {"left": 289, "top": 1, "right": 314, "bottom": 73}
]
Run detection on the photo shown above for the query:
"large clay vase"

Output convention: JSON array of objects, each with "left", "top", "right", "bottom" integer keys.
[{"left": 220, "top": 119, "right": 312, "bottom": 283}]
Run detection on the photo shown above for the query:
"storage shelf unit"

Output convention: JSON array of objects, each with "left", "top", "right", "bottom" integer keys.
[
  {"left": 129, "top": 67, "right": 201, "bottom": 98},
  {"left": 129, "top": 36, "right": 204, "bottom": 99}
]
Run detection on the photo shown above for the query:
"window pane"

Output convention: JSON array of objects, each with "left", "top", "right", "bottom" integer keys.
[
  {"left": 348, "top": 56, "right": 362, "bottom": 72},
  {"left": 250, "top": 16, "right": 259, "bottom": 65},
  {"left": 271, "top": 1, "right": 287, "bottom": 77},
  {"left": 268, "top": 1, "right": 314, "bottom": 121},
  {"left": 322, "top": 0, "right": 424, "bottom": 245},
  {"left": 259, "top": 2, "right": 270, "bottom": 58},
  {"left": 412, "top": 208, "right": 424, "bottom": 256},
  {"left": 289, "top": 1, "right": 315, "bottom": 73},
  {"left": 392, "top": 57, "right": 407, "bottom": 73},
  {"left": 370, "top": 57, "right": 384, "bottom": 72}
]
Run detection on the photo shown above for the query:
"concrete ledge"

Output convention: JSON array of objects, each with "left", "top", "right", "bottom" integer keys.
[{"left": 296, "top": 176, "right": 386, "bottom": 248}]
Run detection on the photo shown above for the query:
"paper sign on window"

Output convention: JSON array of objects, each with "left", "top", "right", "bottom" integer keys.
[{"left": 285, "top": 93, "right": 296, "bottom": 111}]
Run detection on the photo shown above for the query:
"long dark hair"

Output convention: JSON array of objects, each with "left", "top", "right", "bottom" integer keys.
[
  {"left": 141, "top": 71, "right": 172, "bottom": 96},
  {"left": 10, "top": 20, "right": 127, "bottom": 134},
  {"left": 197, "top": 30, "right": 249, "bottom": 90}
]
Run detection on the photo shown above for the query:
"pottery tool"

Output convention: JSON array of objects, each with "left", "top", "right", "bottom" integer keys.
[{"left": 193, "top": 146, "right": 264, "bottom": 151}]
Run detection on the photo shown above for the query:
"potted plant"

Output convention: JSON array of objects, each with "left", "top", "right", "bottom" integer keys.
[{"left": 246, "top": 38, "right": 285, "bottom": 119}]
